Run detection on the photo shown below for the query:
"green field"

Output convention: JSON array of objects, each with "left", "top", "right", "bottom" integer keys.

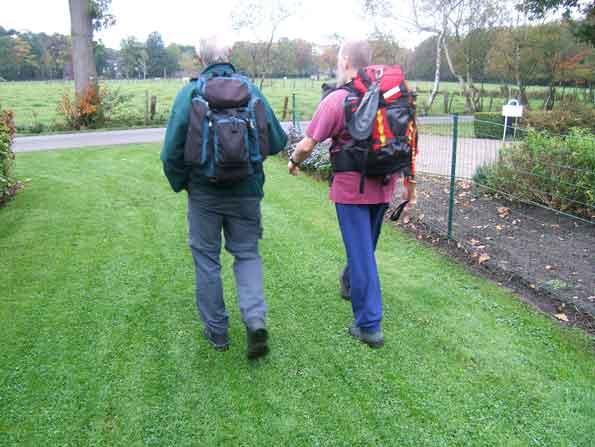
[
  {"left": 0, "top": 78, "right": 551, "bottom": 133},
  {"left": 1, "top": 145, "right": 594, "bottom": 445}
]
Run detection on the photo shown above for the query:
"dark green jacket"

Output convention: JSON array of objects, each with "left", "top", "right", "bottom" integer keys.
[{"left": 160, "top": 63, "right": 288, "bottom": 197}]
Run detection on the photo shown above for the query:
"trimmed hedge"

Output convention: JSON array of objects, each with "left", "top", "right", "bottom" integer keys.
[
  {"left": 0, "top": 110, "right": 17, "bottom": 206},
  {"left": 473, "top": 112, "right": 515, "bottom": 139},
  {"left": 524, "top": 103, "right": 595, "bottom": 135},
  {"left": 473, "top": 128, "right": 595, "bottom": 218}
]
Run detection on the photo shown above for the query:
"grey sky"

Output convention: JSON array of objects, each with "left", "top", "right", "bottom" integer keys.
[{"left": 2, "top": 0, "right": 426, "bottom": 49}]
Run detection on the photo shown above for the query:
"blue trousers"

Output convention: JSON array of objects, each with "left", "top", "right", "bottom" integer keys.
[{"left": 336, "top": 203, "right": 388, "bottom": 334}]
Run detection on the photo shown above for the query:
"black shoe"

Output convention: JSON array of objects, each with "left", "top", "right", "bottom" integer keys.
[
  {"left": 340, "top": 271, "right": 351, "bottom": 301},
  {"left": 203, "top": 328, "right": 229, "bottom": 352},
  {"left": 246, "top": 327, "right": 269, "bottom": 360},
  {"left": 348, "top": 323, "right": 384, "bottom": 349}
]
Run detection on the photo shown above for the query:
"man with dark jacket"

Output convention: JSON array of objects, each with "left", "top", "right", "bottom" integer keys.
[{"left": 161, "top": 63, "right": 287, "bottom": 359}]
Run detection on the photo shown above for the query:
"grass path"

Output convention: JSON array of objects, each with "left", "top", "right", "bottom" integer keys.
[{"left": 1, "top": 145, "right": 593, "bottom": 446}]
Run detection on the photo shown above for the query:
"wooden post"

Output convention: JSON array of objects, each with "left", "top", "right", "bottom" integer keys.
[
  {"left": 443, "top": 92, "right": 449, "bottom": 114},
  {"left": 150, "top": 96, "right": 157, "bottom": 121},
  {"left": 282, "top": 96, "right": 289, "bottom": 121},
  {"left": 144, "top": 90, "right": 149, "bottom": 125}
]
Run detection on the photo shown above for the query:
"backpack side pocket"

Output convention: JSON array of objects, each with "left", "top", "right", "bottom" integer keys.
[
  {"left": 184, "top": 97, "right": 210, "bottom": 165},
  {"left": 249, "top": 97, "right": 270, "bottom": 161}
]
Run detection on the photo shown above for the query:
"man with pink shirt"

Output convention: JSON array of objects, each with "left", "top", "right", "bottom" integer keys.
[{"left": 288, "top": 41, "right": 398, "bottom": 348}]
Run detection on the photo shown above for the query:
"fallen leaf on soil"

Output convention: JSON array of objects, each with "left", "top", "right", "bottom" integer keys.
[
  {"left": 469, "top": 239, "right": 481, "bottom": 246},
  {"left": 529, "top": 284, "right": 536, "bottom": 289},
  {"left": 496, "top": 225, "right": 503, "bottom": 231},
  {"left": 478, "top": 254, "right": 490, "bottom": 264},
  {"left": 497, "top": 207, "right": 511, "bottom": 218},
  {"left": 554, "top": 313, "right": 569, "bottom": 322}
]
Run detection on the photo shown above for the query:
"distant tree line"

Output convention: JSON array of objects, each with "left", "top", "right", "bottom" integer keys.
[{"left": 0, "top": 21, "right": 592, "bottom": 90}]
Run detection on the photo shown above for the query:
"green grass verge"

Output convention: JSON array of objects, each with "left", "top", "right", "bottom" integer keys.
[{"left": 1, "top": 145, "right": 593, "bottom": 446}]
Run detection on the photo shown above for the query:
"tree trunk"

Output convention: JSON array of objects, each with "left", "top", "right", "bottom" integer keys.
[
  {"left": 544, "top": 83, "right": 556, "bottom": 111},
  {"left": 443, "top": 39, "right": 475, "bottom": 113},
  {"left": 69, "top": 0, "right": 97, "bottom": 95},
  {"left": 426, "top": 31, "right": 444, "bottom": 114}
]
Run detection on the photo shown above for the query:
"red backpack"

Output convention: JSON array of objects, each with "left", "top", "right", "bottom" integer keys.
[{"left": 331, "top": 65, "right": 418, "bottom": 194}]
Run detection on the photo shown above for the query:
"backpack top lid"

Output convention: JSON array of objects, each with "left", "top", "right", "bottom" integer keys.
[
  {"left": 197, "top": 63, "right": 253, "bottom": 109},
  {"left": 203, "top": 78, "right": 251, "bottom": 108},
  {"left": 352, "top": 65, "right": 407, "bottom": 103}
]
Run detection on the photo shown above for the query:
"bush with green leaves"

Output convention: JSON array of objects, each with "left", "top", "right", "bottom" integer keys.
[
  {"left": 473, "top": 129, "right": 595, "bottom": 218},
  {"left": 0, "top": 109, "right": 17, "bottom": 206}
]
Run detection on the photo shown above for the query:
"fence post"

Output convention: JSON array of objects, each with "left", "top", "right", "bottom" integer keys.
[
  {"left": 447, "top": 114, "right": 459, "bottom": 240},
  {"left": 292, "top": 93, "right": 297, "bottom": 127},
  {"left": 282, "top": 96, "right": 289, "bottom": 121},
  {"left": 144, "top": 90, "right": 149, "bottom": 125}
]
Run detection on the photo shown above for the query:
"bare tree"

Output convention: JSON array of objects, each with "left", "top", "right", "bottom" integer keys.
[
  {"left": 232, "top": 0, "right": 298, "bottom": 88},
  {"left": 365, "top": 0, "right": 505, "bottom": 113},
  {"left": 363, "top": 0, "right": 453, "bottom": 113}
]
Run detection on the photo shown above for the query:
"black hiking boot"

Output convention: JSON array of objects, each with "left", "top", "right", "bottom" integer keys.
[
  {"left": 203, "top": 327, "right": 229, "bottom": 352},
  {"left": 348, "top": 323, "right": 384, "bottom": 349},
  {"left": 246, "top": 327, "right": 269, "bottom": 360}
]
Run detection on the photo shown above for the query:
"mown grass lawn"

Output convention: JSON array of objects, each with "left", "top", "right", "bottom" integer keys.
[
  {"left": 0, "top": 79, "right": 552, "bottom": 133},
  {"left": 1, "top": 145, "right": 593, "bottom": 446}
]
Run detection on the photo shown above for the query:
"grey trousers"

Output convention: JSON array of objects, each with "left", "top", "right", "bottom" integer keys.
[{"left": 187, "top": 188, "right": 267, "bottom": 335}]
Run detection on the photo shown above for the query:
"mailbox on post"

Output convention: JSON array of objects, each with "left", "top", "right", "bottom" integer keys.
[{"left": 501, "top": 99, "right": 524, "bottom": 141}]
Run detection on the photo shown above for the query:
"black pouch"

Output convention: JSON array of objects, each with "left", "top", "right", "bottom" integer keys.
[{"left": 212, "top": 116, "right": 253, "bottom": 184}]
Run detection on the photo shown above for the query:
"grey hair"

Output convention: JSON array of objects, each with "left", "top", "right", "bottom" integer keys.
[{"left": 339, "top": 40, "right": 372, "bottom": 69}]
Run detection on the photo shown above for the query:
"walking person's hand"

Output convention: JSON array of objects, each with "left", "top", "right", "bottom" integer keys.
[
  {"left": 288, "top": 160, "right": 300, "bottom": 176},
  {"left": 289, "top": 137, "right": 317, "bottom": 176}
]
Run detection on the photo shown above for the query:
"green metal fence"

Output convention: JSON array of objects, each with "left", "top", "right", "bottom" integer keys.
[{"left": 395, "top": 115, "right": 594, "bottom": 320}]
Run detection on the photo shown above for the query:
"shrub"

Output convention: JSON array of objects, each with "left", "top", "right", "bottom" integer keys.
[
  {"left": 474, "top": 129, "right": 595, "bottom": 218},
  {"left": 58, "top": 84, "right": 105, "bottom": 130},
  {"left": 57, "top": 85, "right": 152, "bottom": 132},
  {"left": 0, "top": 109, "right": 18, "bottom": 206},
  {"left": 524, "top": 103, "right": 595, "bottom": 134},
  {"left": 473, "top": 112, "right": 515, "bottom": 139}
]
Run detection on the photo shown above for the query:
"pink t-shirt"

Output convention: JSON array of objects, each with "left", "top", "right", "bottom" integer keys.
[{"left": 305, "top": 89, "right": 397, "bottom": 205}]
